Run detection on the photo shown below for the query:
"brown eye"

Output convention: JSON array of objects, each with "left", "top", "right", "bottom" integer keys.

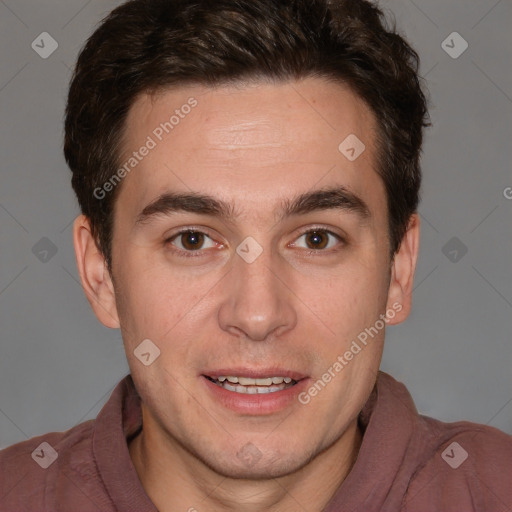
[
  {"left": 168, "top": 230, "right": 216, "bottom": 253},
  {"left": 304, "top": 230, "right": 329, "bottom": 250},
  {"left": 293, "top": 229, "right": 342, "bottom": 252},
  {"left": 179, "top": 231, "right": 205, "bottom": 250}
]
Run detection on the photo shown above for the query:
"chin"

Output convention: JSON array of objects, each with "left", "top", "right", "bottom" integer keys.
[
  {"left": 208, "top": 457, "right": 307, "bottom": 481},
  {"left": 194, "top": 442, "right": 315, "bottom": 481}
]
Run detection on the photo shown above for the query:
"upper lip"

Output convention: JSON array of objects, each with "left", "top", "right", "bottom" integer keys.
[{"left": 202, "top": 368, "right": 308, "bottom": 380}]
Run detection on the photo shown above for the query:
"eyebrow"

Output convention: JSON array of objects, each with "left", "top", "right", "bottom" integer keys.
[{"left": 134, "top": 185, "right": 371, "bottom": 227}]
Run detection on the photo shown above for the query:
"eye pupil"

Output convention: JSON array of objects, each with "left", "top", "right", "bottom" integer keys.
[
  {"left": 171, "top": 229, "right": 336, "bottom": 255},
  {"left": 182, "top": 231, "right": 204, "bottom": 250},
  {"left": 306, "top": 231, "right": 328, "bottom": 249}
]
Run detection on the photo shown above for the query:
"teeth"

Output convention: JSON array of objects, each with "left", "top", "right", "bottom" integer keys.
[
  {"left": 222, "top": 382, "right": 291, "bottom": 394},
  {"left": 220, "top": 376, "right": 293, "bottom": 385},
  {"left": 210, "top": 375, "right": 298, "bottom": 394},
  {"left": 240, "top": 377, "right": 273, "bottom": 386}
]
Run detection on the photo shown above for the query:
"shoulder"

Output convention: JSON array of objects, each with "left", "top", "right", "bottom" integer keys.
[
  {"left": 0, "top": 419, "right": 107, "bottom": 510},
  {"left": 403, "top": 415, "right": 512, "bottom": 512}
]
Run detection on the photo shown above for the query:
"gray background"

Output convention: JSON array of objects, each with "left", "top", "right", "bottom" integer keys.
[{"left": 0, "top": 0, "right": 511, "bottom": 449}]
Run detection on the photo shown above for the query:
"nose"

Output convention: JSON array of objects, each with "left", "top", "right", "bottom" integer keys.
[{"left": 217, "top": 244, "right": 297, "bottom": 342}]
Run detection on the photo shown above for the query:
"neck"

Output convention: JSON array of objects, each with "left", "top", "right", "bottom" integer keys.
[{"left": 129, "top": 408, "right": 363, "bottom": 512}]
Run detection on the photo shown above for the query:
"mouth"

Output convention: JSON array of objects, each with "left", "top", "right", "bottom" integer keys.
[
  {"left": 201, "top": 369, "right": 310, "bottom": 414},
  {"left": 204, "top": 375, "right": 298, "bottom": 394},
  {"left": 202, "top": 368, "right": 307, "bottom": 394}
]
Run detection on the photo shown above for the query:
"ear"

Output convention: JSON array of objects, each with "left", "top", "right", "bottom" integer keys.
[
  {"left": 72, "top": 215, "right": 120, "bottom": 329},
  {"left": 385, "top": 213, "right": 420, "bottom": 325}
]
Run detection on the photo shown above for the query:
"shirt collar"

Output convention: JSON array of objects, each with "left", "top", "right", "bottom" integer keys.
[
  {"left": 93, "top": 374, "right": 157, "bottom": 511},
  {"left": 92, "top": 371, "right": 418, "bottom": 512}
]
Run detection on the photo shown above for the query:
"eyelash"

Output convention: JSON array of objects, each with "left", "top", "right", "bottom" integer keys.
[{"left": 164, "top": 227, "right": 345, "bottom": 258}]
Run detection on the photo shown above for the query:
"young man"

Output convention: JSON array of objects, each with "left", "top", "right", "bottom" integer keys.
[{"left": 1, "top": 0, "right": 510, "bottom": 511}]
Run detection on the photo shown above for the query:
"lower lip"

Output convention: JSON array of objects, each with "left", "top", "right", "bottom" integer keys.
[{"left": 201, "top": 376, "right": 310, "bottom": 415}]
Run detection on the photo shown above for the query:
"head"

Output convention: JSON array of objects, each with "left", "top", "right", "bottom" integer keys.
[{"left": 67, "top": 0, "right": 428, "bottom": 479}]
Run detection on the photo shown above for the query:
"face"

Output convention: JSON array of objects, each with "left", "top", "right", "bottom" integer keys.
[{"left": 75, "top": 77, "right": 418, "bottom": 479}]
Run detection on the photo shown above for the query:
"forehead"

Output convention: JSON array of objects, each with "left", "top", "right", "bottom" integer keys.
[{"left": 115, "top": 77, "right": 384, "bottom": 223}]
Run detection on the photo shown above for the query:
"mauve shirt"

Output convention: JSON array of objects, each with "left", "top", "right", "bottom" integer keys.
[{"left": 1, "top": 371, "right": 510, "bottom": 511}]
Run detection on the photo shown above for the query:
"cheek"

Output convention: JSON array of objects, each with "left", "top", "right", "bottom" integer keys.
[
  {"left": 304, "top": 263, "right": 386, "bottom": 329},
  {"left": 115, "top": 256, "right": 219, "bottom": 348},
  {"left": 112, "top": 255, "right": 172, "bottom": 341},
  {"left": 294, "top": 271, "right": 388, "bottom": 378}
]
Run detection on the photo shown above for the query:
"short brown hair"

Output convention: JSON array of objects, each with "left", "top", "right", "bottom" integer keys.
[{"left": 64, "top": 0, "right": 430, "bottom": 270}]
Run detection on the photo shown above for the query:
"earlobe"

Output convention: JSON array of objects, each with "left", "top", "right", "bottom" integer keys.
[
  {"left": 385, "top": 214, "right": 420, "bottom": 325},
  {"left": 72, "top": 215, "right": 120, "bottom": 329}
]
